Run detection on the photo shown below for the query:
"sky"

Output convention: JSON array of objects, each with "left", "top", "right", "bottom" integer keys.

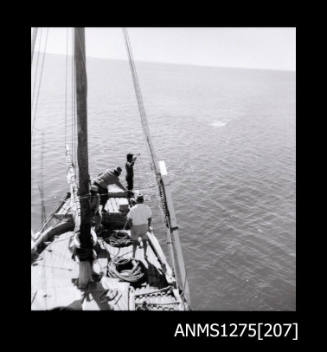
[{"left": 32, "top": 27, "right": 296, "bottom": 71}]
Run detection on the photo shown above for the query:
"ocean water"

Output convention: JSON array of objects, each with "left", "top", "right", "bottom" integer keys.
[{"left": 31, "top": 53, "right": 296, "bottom": 310}]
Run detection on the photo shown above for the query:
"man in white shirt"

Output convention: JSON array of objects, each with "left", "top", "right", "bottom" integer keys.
[{"left": 127, "top": 194, "right": 152, "bottom": 259}]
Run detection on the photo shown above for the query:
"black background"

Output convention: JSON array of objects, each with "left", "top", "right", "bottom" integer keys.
[{"left": 3, "top": 6, "right": 312, "bottom": 347}]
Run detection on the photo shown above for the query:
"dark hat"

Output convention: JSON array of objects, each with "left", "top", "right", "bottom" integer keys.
[{"left": 115, "top": 167, "right": 122, "bottom": 174}]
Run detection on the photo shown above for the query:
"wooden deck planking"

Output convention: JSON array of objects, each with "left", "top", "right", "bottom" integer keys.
[
  {"left": 31, "top": 230, "right": 179, "bottom": 310},
  {"left": 81, "top": 278, "right": 130, "bottom": 310},
  {"left": 31, "top": 232, "right": 132, "bottom": 310},
  {"left": 31, "top": 231, "right": 82, "bottom": 310}
]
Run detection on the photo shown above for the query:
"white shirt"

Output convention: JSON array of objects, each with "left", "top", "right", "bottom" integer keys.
[{"left": 127, "top": 203, "right": 152, "bottom": 226}]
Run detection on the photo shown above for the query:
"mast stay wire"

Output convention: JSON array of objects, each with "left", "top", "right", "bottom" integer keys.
[
  {"left": 122, "top": 28, "right": 190, "bottom": 307},
  {"left": 64, "top": 28, "right": 70, "bottom": 151},
  {"left": 71, "top": 29, "right": 77, "bottom": 169},
  {"left": 31, "top": 27, "right": 38, "bottom": 65},
  {"left": 120, "top": 30, "right": 170, "bottom": 236},
  {"left": 122, "top": 28, "right": 172, "bottom": 227},
  {"left": 39, "top": 131, "right": 47, "bottom": 225},
  {"left": 31, "top": 28, "right": 49, "bottom": 138},
  {"left": 31, "top": 29, "right": 47, "bottom": 231},
  {"left": 32, "top": 28, "right": 48, "bottom": 125},
  {"left": 32, "top": 28, "right": 73, "bottom": 235},
  {"left": 122, "top": 28, "right": 167, "bottom": 221},
  {"left": 122, "top": 28, "right": 160, "bottom": 178},
  {"left": 31, "top": 28, "right": 43, "bottom": 109}
]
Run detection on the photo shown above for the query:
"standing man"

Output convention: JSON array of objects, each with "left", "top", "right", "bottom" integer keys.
[
  {"left": 126, "top": 194, "right": 152, "bottom": 259},
  {"left": 92, "top": 167, "right": 127, "bottom": 209},
  {"left": 125, "top": 153, "right": 138, "bottom": 191}
]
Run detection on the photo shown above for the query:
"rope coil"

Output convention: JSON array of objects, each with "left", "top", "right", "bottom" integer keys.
[
  {"left": 107, "top": 257, "right": 145, "bottom": 283},
  {"left": 104, "top": 231, "right": 132, "bottom": 248}
]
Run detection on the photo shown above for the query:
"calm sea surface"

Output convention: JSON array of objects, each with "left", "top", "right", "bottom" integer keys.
[{"left": 31, "top": 54, "right": 296, "bottom": 310}]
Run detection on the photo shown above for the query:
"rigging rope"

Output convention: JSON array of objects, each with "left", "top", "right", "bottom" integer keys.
[
  {"left": 103, "top": 231, "right": 132, "bottom": 247},
  {"left": 32, "top": 28, "right": 49, "bottom": 138},
  {"left": 122, "top": 28, "right": 190, "bottom": 308},
  {"left": 122, "top": 28, "right": 160, "bottom": 178},
  {"left": 32, "top": 28, "right": 48, "bottom": 123},
  {"left": 36, "top": 193, "right": 70, "bottom": 234},
  {"left": 122, "top": 27, "right": 170, "bottom": 240},
  {"left": 107, "top": 257, "right": 145, "bottom": 283},
  {"left": 37, "top": 184, "right": 46, "bottom": 224},
  {"left": 31, "top": 28, "right": 38, "bottom": 65},
  {"left": 64, "top": 28, "right": 69, "bottom": 150},
  {"left": 39, "top": 131, "right": 46, "bottom": 225},
  {"left": 31, "top": 29, "right": 43, "bottom": 109},
  {"left": 71, "top": 28, "right": 77, "bottom": 168},
  {"left": 122, "top": 28, "right": 172, "bottom": 230}
]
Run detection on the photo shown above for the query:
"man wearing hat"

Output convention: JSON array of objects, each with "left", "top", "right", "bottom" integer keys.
[
  {"left": 92, "top": 167, "right": 127, "bottom": 208},
  {"left": 127, "top": 193, "right": 152, "bottom": 259}
]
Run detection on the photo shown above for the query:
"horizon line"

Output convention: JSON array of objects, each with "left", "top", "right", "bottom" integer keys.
[{"left": 34, "top": 51, "right": 296, "bottom": 73}]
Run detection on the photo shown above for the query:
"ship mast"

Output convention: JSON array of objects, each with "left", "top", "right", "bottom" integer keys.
[
  {"left": 74, "top": 27, "right": 93, "bottom": 287},
  {"left": 122, "top": 28, "right": 191, "bottom": 307}
]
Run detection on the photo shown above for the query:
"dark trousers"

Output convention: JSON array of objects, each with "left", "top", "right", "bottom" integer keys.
[
  {"left": 94, "top": 182, "right": 108, "bottom": 207},
  {"left": 126, "top": 177, "right": 133, "bottom": 191}
]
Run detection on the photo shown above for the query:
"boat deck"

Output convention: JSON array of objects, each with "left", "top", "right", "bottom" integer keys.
[{"left": 31, "top": 186, "right": 185, "bottom": 310}]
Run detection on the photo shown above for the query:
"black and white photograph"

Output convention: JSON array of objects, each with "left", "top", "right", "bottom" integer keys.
[{"left": 31, "top": 27, "right": 296, "bottom": 313}]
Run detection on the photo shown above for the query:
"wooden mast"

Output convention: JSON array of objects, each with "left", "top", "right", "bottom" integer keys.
[
  {"left": 74, "top": 27, "right": 93, "bottom": 287},
  {"left": 122, "top": 28, "right": 191, "bottom": 308}
]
